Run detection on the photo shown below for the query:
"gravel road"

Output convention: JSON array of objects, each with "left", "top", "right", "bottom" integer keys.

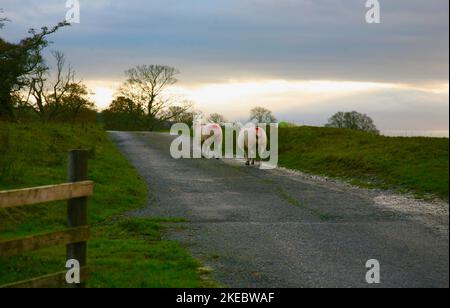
[{"left": 109, "top": 131, "right": 449, "bottom": 288}]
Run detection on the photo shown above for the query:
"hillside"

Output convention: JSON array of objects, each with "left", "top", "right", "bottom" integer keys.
[{"left": 278, "top": 126, "right": 449, "bottom": 200}]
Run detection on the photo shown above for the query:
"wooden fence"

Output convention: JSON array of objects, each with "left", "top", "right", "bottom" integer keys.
[{"left": 0, "top": 150, "right": 93, "bottom": 288}]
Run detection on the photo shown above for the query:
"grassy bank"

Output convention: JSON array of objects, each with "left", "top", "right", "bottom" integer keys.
[
  {"left": 278, "top": 126, "right": 449, "bottom": 200},
  {"left": 0, "top": 122, "right": 211, "bottom": 287}
]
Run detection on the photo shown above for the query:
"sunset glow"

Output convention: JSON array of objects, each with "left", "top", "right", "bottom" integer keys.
[{"left": 91, "top": 87, "right": 114, "bottom": 110}]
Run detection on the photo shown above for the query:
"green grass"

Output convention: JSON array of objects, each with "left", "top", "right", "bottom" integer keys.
[
  {"left": 278, "top": 126, "right": 449, "bottom": 200},
  {"left": 276, "top": 186, "right": 302, "bottom": 207},
  {"left": 0, "top": 122, "right": 212, "bottom": 287}
]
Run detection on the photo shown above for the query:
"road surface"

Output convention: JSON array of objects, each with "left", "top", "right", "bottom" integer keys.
[{"left": 110, "top": 131, "right": 449, "bottom": 288}]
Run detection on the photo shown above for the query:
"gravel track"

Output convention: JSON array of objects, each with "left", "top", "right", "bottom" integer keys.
[{"left": 109, "top": 131, "right": 449, "bottom": 288}]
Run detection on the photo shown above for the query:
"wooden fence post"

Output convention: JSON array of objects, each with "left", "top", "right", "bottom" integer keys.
[{"left": 66, "top": 150, "right": 88, "bottom": 288}]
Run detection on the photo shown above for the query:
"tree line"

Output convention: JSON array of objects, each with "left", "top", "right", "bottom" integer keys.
[
  {"left": 0, "top": 14, "right": 95, "bottom": 123},
  {"left": 100, "top": 64, "right": 283, "bottom": 131}
]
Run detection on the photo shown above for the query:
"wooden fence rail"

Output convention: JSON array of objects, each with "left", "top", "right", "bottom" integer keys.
[
  {"left": 0, "top": 150, "right": 92, "bottom": 288},
  {"left": 0, "top": 181, "right": 93, "bottom": 209}
]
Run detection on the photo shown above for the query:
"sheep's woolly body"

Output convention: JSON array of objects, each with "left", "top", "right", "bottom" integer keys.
[
  {"left": 201, "top": 124, "right": 222, "bottom": 158},
  {"left": 237, "top": 125, "right": 268, "bottom": 165}
]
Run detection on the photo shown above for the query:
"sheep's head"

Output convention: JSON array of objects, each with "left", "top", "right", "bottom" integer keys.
[
  {"left": 211, "top": 124, "right": 221, "bottom": 133},
  {"left": 203, "top": 123, "right": 222, "bottom": 137},
  {"left": 255, "top": 127, "right": 264, "bottom": 137}
]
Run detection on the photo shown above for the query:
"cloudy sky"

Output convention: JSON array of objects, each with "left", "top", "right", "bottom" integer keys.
[{"left": 1, "top": 0, "right": 448, "bottom": 135}]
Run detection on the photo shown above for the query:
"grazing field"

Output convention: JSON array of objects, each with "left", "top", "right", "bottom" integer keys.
[
  {"left": 278, "top": 126, "right": 449, "bottom": 200},
  {"left": 0, "top": 122, "right": 211, "bottom": 287}
]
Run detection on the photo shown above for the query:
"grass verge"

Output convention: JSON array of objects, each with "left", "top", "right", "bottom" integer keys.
[
  {"left": 278, "top": 126, "right": 449, "bottom": 200},
  {"left": 0, "top": 122, "right": 212, "bottom": 287}
]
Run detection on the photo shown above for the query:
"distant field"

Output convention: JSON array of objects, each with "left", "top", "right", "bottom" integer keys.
[
  {"left": 0, "top": 122, "right": 212, "bottom": 287},
  {"left": 278, "top": 126, "right": 449, "bottom": 200}
]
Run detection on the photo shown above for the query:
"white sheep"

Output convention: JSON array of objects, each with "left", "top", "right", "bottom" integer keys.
[
  {"left": 201, "top": 123, "right": 223, "bottom": 158},
  {"left": 237, "top": 124, "right": 268, "bottom": 165}
]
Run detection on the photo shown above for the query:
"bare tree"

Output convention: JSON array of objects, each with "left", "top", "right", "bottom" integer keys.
[
  {"left": 24, "top": 51, "right": 92, "bottom": 121},
  {"left": 161, "top": 105, "right": 196, "bottom": 124},
  {"left": 250, "top": 107, "right": 277, "bottom": 123},
  {"left": 119, "top": 65, "right": 192, "bottom": 128},
  {"left": 325, "top": 111, "right": 379, "bottom": 134},
  {"left": 207, "top": 113, "right": 226, "bottom": 124}
]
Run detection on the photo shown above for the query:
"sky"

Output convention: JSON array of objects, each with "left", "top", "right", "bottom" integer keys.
[{"left": 1, "top": 0, "right": 448, "bottom": 135}]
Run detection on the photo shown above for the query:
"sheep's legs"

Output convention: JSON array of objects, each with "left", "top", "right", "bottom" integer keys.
[
  {"left": 245, "top": 155, "right": 255, "bottom": 166},
  {"left": 244, "top": 152, "right": 250, "bottom": 165}
]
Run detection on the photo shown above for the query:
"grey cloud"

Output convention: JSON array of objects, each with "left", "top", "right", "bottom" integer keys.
[{"left": 1, "top": 0, "right": 448, "bottom": 84}]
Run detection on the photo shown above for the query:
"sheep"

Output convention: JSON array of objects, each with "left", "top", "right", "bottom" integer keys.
[
  {"left": 201, "top": 123, "right": 223, "bottom": 158},
  {"left": 237, "top": 124, "right": 268, "bottom": 165}
]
